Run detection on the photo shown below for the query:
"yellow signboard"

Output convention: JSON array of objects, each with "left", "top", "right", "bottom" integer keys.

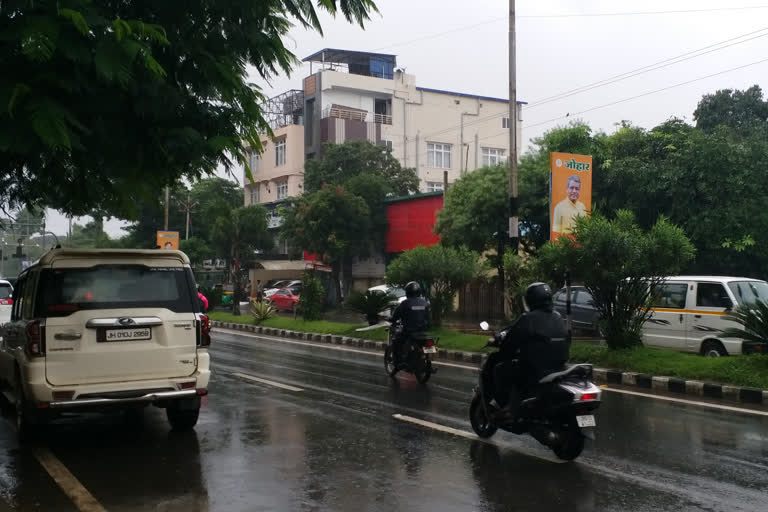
[
  {"left": 156, "top": 231, "right": 180, "bottom": 250},
  {"left": 550, "top": 152, "right": 593, "bottom": 241}
]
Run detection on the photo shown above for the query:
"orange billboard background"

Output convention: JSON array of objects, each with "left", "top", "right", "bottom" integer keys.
[
  {"left": 156, "top": 231, "right": 180, "bottom": 250},
  {"left": 550, "top": 152, "right": 593, "bottom": 241}
]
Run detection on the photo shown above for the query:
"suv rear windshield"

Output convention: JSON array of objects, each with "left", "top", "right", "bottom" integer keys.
[
  {"left": 35, "top": 265, "right": 197, "bottom": 317},
  {"left": 0, "top": 283, "right": 11, "bottom": 300}
]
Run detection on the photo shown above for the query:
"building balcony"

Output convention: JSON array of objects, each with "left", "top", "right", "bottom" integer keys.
[{"left": 322, "top": 106, "right": 392, "bottom": 125}]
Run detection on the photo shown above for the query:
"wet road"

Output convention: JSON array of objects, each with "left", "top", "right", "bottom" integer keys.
[{"left": 1, "top": 328, "right": 768, "bottom": 511}]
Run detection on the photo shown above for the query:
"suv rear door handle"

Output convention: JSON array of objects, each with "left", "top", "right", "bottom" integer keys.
[{"left": 54, "top": 332, "right": 82, "bottom": 340}]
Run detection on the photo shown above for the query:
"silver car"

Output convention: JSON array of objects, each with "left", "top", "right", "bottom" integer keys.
[{"left": 553, "top": 286, "right": 601, "bottom": 335}]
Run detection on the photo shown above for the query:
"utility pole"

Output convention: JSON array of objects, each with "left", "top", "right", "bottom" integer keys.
[
  {"left": 508, "top": 0, "right": 519, "bottom": 253},
  {"left": 180, "top": 192, "right": 198, "bottom": 240},
  {"left": 164, "top": 186, "right": 170, "bottom": 231}
]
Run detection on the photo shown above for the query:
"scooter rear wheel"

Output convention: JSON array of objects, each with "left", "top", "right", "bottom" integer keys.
[
  {"left": 469, "top": 395, "right": 498, "bottom": 438},
  {"left": 552, "top": 422, "right": 585, "bottom": 461},
  {"left": 384, "top": 346, "right": 398, "bottom": 378}
]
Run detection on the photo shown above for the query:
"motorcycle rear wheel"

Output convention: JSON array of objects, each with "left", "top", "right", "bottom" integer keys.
[
  {"left": 384, "top": 346, "right": 398, "bottom": 378},
  {"left": 552, "top": 422, "right": 585, "bottom": 461},
  {"left": 469, "top": 395, "right": 498, "bottom": 438}
]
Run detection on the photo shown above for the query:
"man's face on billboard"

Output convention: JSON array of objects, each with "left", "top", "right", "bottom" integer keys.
[{"left": 567, "top": 180, "right": 581, "bottom": 202}]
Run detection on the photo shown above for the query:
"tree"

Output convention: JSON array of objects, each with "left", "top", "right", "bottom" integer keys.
[
  {"left": 180, "top": 237, "right": 212, "bottom": 267},
  {"left": 121, "top": 183, "right": 190, "bottom": 249},
  {"left": 213, "top": 205, "right": 272, "bottom": 315},
  {"left": 189, "top": 178, "right": 243, "bottom": 245},
  {"left": 693, "top": 85, "right": 768, "bottom": 135},
  {"left": 539, "top": 211, "right": 695, "bottom": 349},
  {"left": 0, "top": 0, "right": 378, "bottom": 217},
  {"left": 280, "top": 185, "right": 371, "bottom": 303},
  {"left": 386, "top": 245, "right": 485, "bottom": 326},
  {"left": 435, "top": 164, "right": 508, "bottom": 282},
  {"left": 303, "top": 141, "right": 419, "bottom": 196}
]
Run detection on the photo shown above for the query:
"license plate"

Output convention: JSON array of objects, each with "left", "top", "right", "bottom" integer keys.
[
  {"left": 103, "top": 327, "right": 151, "bottom": 342},
  {"left": 423, "top": 346, "right": 437, "bottom": 354},
  {"left": 576, "top": 415, "right": 596, "bottom": 428}
]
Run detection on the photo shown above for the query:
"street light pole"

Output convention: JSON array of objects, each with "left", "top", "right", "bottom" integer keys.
[
  {"left": 508, "top": 0, "right": 519, "bottom": 253},
  {"left": 164, "top": 186, "right": 170, "bottom": 231}
]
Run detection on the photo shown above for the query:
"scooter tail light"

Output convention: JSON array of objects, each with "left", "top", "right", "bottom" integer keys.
[
  {"left": 580, "top": 393, "right": 599, "bottom": 401},
  {"left": 425, "top": 339, "right": 435, "bottom": 347}
]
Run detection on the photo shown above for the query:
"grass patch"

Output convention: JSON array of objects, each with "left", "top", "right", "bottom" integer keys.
[
  {"left": 210, "top": 312, "right": 768, "bottom": 389},
  {"left": 570, "top": 343, "right": 768, "bottom": 389}
]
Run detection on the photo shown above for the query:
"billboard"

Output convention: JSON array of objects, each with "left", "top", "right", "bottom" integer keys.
[
  {"left": 156, "top": 231, "right": 180, "bottom": 250},
  {"left": 550, "top": 152, "right": 593, "bottom": 241}
]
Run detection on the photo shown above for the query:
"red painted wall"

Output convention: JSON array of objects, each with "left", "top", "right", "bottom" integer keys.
[{"left": 386, "top": 195, "right": 443, "bottom": 253}]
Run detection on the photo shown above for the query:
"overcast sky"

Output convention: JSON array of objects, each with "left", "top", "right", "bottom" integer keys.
[{"left": 46, "top": 0, "right": 768, "bottom": 237}]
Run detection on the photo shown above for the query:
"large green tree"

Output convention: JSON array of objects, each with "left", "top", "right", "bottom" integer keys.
[
  {"left": 0, "top": 0, "right": 378, "bottom": 217},
  {"left": 213, "top": 205, "right": 272, "bottom": 315},
  {"left": 694, "top": 85, "right": 768, "bottom": 135},
  {"left": 280, "top": 185, "right": 371, "bottom": 303}
]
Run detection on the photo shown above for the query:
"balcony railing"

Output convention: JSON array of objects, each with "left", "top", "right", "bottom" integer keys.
[{"left": 322, "top": 106, "right": 392, "bottom": 125}]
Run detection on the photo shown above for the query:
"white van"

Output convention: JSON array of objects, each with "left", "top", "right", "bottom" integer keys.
[{"left": 644, "top": 276, "right": 768, "bottom": 356}]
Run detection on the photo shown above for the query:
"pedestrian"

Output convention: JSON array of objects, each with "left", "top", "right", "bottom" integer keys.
[
  {"left": 245, "top": 280, "right": 252, "bottom": 298},
  {"left": 256, "top": 279, "right": 264, "bottom": 302}
]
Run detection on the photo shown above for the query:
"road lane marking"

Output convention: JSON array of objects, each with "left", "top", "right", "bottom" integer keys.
[
  {"left": 393, "top": 413, "right": 478, "bottom": 440},
  {"left": 33, "top": 446, "right": 107, "bottom": 512},
  {"left": 232, "top": 372, "right": 304, "bottom": 392},
  {"left": 215, "top": 328, "right": 479, "bottom": 370},
  {"left": 600, "top": 386, "right": 768, "bottom": 417},
  {"left": 217, "top": 329, "right": 768, "bottom": 416}
]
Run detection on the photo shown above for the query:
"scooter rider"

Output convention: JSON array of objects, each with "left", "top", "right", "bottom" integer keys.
[
  {"left": 390, "top": 281, "right": 431, "bottom": 366},
  {"left": 482, "top": 282, "right": 571, "bottom": 416}
]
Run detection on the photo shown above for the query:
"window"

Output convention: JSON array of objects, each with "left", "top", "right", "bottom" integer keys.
[
  {"left": 696, "top": 283, "right": 733, "bottom": 309},
  {"left": 574, "top": 290, "right": 593, "bottom": 305},
  {"left": 650, "top": 283, "right": 688, "bottom": 309},
  {"left": 427, "top": 142, "right": 452, "bottom": 168},
  {"left": 426, "top": 181, "right": 444, "bottom": 192},
  {"left": 276, "top": 238, "right": 289, "bottom": 255},
  {"left": 275, "top": 140, "right": 286, "bottom": 166},
  {"left": 248, "top": 150, "right": 259, "bottom": 172},
  {"left": 276, "top": 181, "right": 288, "bottom": 200},
  {"left": 249, "top": 186, "right": 260, "bottom": 204},
  {"left": 728, "top": 281, "right": 768, "bottom": 306},
  {"left": 379, "top": 140, "right": 393, "bottom": 152},
  {"left": 0, "top": 283, "right": 12, "bottom": 300},
  {"left": 482, "top": 147, "right": 506, "bottom": 166},
  {"left": 502, "top": 117, "right": 510, "bottom": 129}
]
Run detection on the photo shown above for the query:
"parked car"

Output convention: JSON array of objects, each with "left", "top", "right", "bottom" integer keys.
[
  {"left": 644, "top": 276, "right": 768, "bottom": 357},
  {"left": 269, "top": 287, "right": 300, "bottom": 312},
  {"left": 553, "top": 286, "right": 600, "bottom": 335},
  {"left": 0, "top": 279, "right": 13, "bottom": 326},
  {"left": 264, "top": 280, "right": 301, "bottom": 299},
  {"left": 367, "top": 284, "right": 407, "bottom": 318},
  {"left": 0, "top": 249, "right": 211, "bottom": 440}
]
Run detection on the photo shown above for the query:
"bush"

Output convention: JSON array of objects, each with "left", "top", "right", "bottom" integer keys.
[
  {"left": 299, "top": 271, "right": 325, "bottom": 321},
  {"left": 250, "top": 299, "right": 276, "bottom": 324},
  {"left": 346, "top": 290, "right": 397, "bottom": 325}
]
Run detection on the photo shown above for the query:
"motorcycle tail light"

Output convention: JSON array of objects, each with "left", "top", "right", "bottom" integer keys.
[
  {"left": 580, "top": 393, "right": 599, "bottom": 401},
  {"left": 425, "top": 339, "right": 435, "bottom": 347}
]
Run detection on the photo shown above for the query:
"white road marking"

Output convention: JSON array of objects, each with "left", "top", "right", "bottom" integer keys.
[
  {"left": 33, "top": 446, "right": 107, "bottom": 512},
  {"left": 215, "top": 327, "right": 479, "bottom": 370},
  {"left": 601, "top": 386, "right": 768, "bottom": 417},
  {"left": 217, "top": 328, "right": 768, "bottom": 416},
  {"left": 393, "top": 413, "right": 478, "bottom": 440},
  {"left": 233, "top": 372, "right": 304, "bottom": 392}
]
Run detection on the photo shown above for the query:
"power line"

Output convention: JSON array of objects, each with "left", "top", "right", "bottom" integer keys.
[
  {"left": 523, "top": 57, "right": 768, "bottom": 130},
  {"left": 519, "top": 6, "right": 768, "bottom": 18}
]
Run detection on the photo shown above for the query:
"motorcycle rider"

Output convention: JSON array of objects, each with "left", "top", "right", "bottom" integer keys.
[
  {"left": 482, "top": 282, "right": 570, "bottom": 417},
  {"left": 390, "top": 281, "right": 431, "bottom": 366}
]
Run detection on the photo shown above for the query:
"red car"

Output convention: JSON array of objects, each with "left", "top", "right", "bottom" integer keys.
[{"left": 269, "top": 287, "right": 300, "bottom": 312}]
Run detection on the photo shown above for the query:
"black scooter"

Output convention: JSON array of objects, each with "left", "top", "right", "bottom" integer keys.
[{"left": 469, "top": 321, "right": 601, "bottom": 461}]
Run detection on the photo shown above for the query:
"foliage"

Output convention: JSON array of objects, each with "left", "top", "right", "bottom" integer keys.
[
  {"left": 66, "top": 217, "right": 116, "bottom": 248},
  {"left": 180, "top": 237, "right": 212, "bottom": 266},
  {"left": 386, "top": 245, "right": 485, "bottom": 326},
  {"left": 213, "top": 205, "right": 272, "bottom": 315},
  {"left": 539, "top": 211, "right": 695, "bottom": 349},
  {"left": 250, "top": 299, "right": 276, "bottom": 325},
  {"left": 281, "top": 185, "right": 371, "bottom": 302},
  {"left": 722, "top": 300, "right": 768, "bottom": 345},
  {"left": 435, "top": 164, "right": 509, "bottom": 280},
  {"left": 189, "top": 178, "right": 243, "bottom": 245},
  {"left": 0, "top": 0, "right": 378, "bottom": 216},
  {"left": 693, "top": 85, "right": 768, "bottom": 135},
  {"left": 303, "top": 141, "right": 419, "bottom": 197},
  {"left": 503, "top": 252, "right": 552, "bottom": 318},
  {"left": 299, "top": 272, "right": 325, "bottom": 321},
  {"left": 346, "top": 290, "right": 397, "bottom": 325},
  {"left": 201, "top": 285, "right": 222, "bottom": 308}
]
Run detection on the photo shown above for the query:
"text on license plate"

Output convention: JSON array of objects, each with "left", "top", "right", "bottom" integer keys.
[
  {"left": 104, "top": 328, "right": 151, "bottom": 342},
  {"left": 576, "top": 415, "right": 596, "bottom": 428},
  {"left": 423, "top": 346, "right": 437, "bottom": 354}
]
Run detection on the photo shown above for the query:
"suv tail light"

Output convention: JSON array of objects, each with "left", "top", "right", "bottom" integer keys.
[
  {"left": 25, "top": 320, "right": 46, "bottom": 357},
  {"left": 197, "top": 314, "right": 211, "bottom": 347},
  {"left": 0, "top": 299, "right": 12, "bottom": 306}
]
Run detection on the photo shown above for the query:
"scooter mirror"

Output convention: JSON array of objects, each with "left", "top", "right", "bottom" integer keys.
[{"left": 479, "top": 321, "right": 489, "bottom": 331}]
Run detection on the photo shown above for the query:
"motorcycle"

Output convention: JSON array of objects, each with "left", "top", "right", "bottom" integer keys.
[
  {"left": 356, "top": 320, "right": 438, "bottom": 384},
  {"left": 469, "top": 321, "right": 601, "bottom": 461}
]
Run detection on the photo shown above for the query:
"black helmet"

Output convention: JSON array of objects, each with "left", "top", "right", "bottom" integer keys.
[
  {"left": 525, "top": 282, "right": 553, "bottom": 311},
  {"left": 404, "top": 281, "right": 422, "bottom": 298}
]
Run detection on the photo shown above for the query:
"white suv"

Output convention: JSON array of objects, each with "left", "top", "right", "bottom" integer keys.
[{"left": 0, "top": 249, "right": 211, "bottom": 439}]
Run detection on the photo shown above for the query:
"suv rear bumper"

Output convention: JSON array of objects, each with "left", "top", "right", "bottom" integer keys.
[{"left": 48, "top": 389, "right": 205, "bottom": 409}]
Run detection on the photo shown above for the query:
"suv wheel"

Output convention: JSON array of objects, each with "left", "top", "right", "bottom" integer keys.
[
  {"left": 166, "top": 399, "right": 200, "bottom": 431},
  {"left": 15, "top": 381, "right": 37, "bottom": 443}
]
